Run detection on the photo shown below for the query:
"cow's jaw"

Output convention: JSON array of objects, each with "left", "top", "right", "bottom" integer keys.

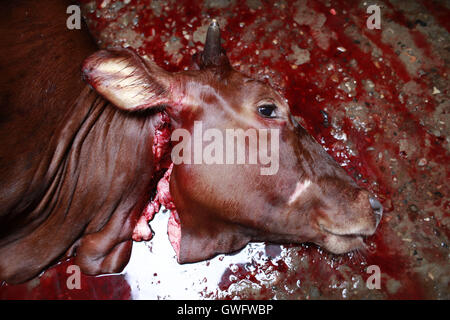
[{"left": 320, "top": 228, "right": 367, "bottom": 255}]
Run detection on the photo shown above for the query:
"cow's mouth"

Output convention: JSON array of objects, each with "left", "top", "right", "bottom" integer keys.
[{"left": 319, "top": 226, "right": 367, "bottom": 254}]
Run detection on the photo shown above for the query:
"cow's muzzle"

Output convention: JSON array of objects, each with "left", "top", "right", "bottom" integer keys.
[{"left": 369, "top": 196, "right": 383, "bottom": 228}]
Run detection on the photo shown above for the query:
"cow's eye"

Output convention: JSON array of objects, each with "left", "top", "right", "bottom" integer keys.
[{"left": 258, "top": 104, "right": 277, "bottom": 118}]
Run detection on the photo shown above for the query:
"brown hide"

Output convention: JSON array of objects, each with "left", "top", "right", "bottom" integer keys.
[{"left": 0, "top": 1, "right": 161, "bottom": 283}]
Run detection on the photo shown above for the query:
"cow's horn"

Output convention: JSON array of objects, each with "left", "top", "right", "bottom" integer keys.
[
  {"left": 203, "top": 20, "right": 221, "bottom": 61},
  {"left": 199, "top": 19, "right": 230, "bottom": 69}
]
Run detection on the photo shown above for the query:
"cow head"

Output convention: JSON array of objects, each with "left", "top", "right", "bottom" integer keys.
[{"left": 82, "top": 21, "right": 382, "bottom": 264}]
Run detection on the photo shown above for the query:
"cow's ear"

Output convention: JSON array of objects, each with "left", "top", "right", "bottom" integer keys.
[{"left": 82, "top": 48, "right": 172, "bottom": 111}]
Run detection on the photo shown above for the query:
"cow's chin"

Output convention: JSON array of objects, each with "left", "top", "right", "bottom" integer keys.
[{"left": 320, "top": 231, "right": 366, "bottom": 255}]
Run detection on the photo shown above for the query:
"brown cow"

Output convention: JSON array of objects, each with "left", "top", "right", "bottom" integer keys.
[{"left": 0, "top": 1, "right": 382, "bottom": 284}]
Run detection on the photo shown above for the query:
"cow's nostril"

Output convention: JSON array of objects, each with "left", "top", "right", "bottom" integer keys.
[{"left": 369, "top": 196, "right": 383, "bottom": 227}]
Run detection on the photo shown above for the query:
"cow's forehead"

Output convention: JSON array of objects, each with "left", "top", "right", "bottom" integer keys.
[{"left": 181, "top": 68, "right": 290, "bottom": 112}]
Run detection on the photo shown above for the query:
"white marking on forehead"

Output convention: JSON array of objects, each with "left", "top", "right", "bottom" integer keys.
[
  {"left": 181, "top": 82, "right": 232, "bottom": 115},
  {"left": 182, "top": 83, "right": 218, "bottom": 103},
  {"left": 288, "top": 180, "right": 312, "bottom": 205}
]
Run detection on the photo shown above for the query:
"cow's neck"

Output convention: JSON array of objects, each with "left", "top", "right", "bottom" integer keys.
[{"left": 0, "top": 86, "right": 164, "bottom": 283}]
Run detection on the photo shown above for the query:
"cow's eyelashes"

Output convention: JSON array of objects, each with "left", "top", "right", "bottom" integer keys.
[{"left": 257, "top": 104, "right": 278, "bottom": 118}]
